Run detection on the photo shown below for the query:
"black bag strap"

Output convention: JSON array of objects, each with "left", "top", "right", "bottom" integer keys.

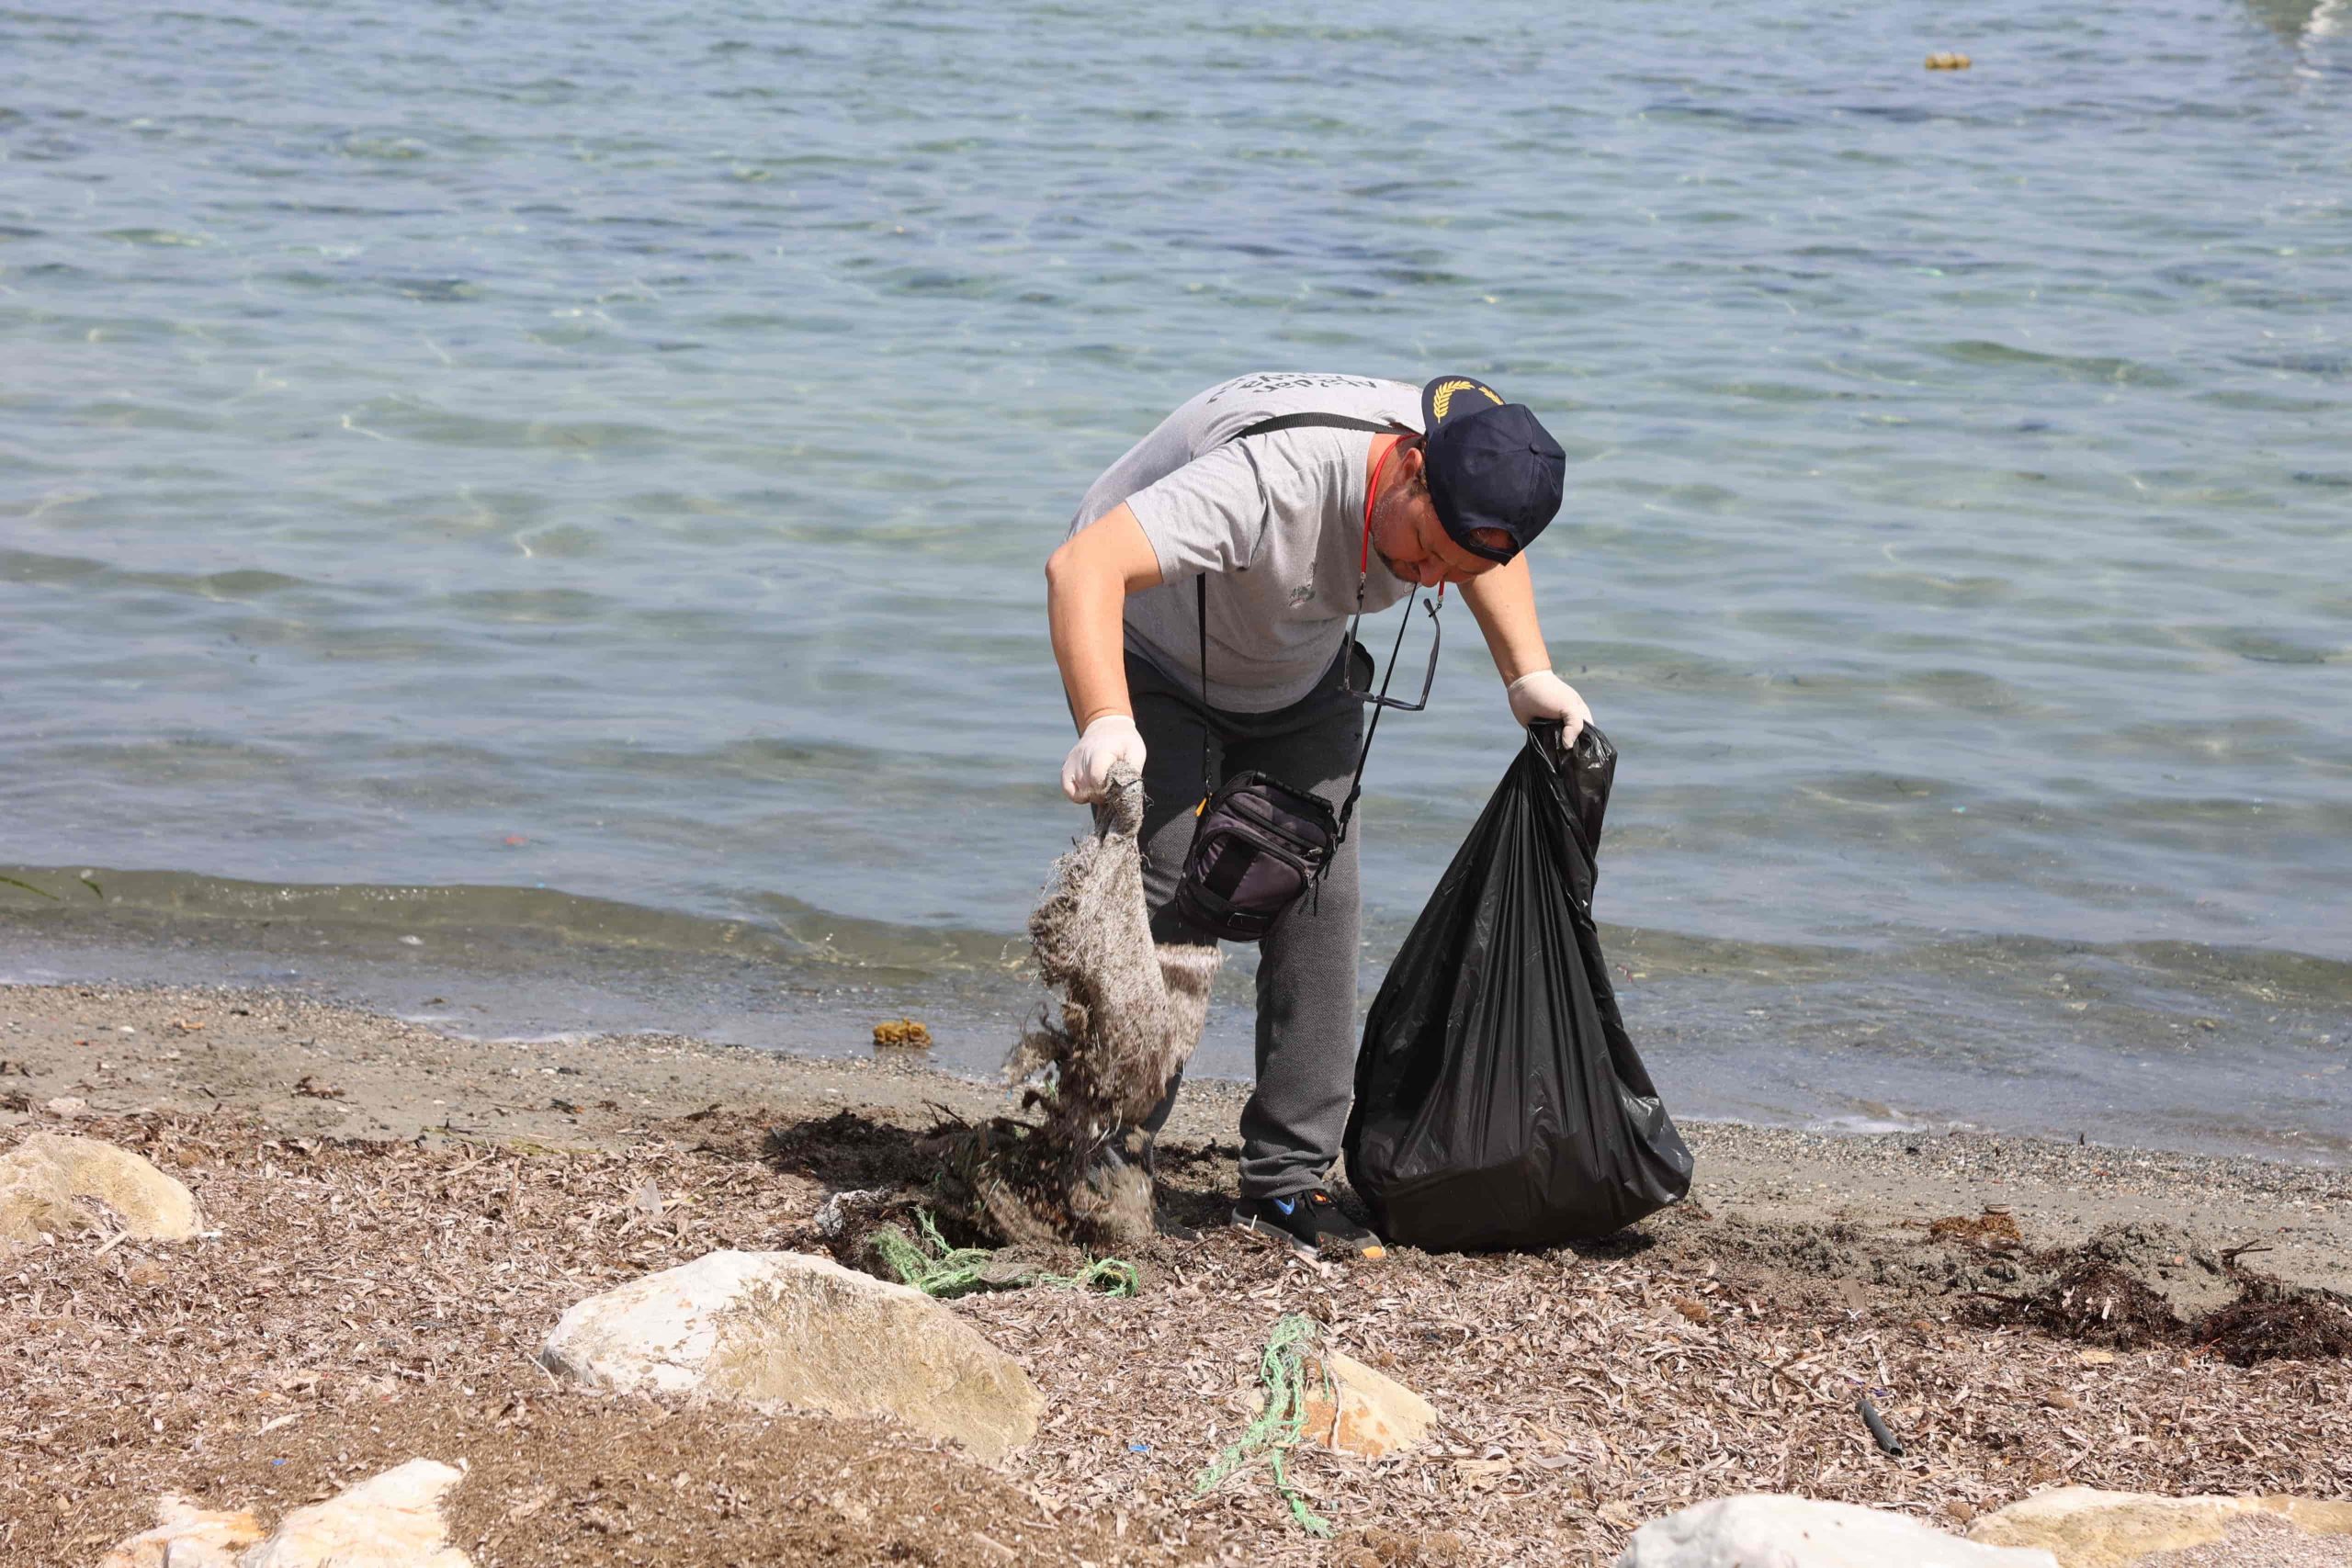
[
  {"left": 1230, "top": 412, "right": 1396, "bottom": 442},
  {"left": 1194, "top": 573, "right": 1214, "bottom": 804},
  {"left": 1192, "top": 411, "right": 1421, "bottom": 840}
]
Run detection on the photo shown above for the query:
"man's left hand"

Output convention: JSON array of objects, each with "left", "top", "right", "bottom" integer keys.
[{"left": 1506, "top": 669, "right": 1590, "bottom": 742}]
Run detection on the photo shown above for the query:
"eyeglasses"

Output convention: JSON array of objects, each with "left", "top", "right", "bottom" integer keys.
[{"left": 1346, "top": 589, "right": 1442, "bottom": 713}]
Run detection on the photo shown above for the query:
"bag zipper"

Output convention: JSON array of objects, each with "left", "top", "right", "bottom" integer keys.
[{"left": 1216, "top": 792, "right": 1333, "bottom": 863}]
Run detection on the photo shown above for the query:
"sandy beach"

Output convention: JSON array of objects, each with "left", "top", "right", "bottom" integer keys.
[{"left": 5, "top": 981, "right": 2348, "bottom": 1566}]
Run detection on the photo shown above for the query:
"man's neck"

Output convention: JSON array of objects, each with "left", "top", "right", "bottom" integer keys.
[{"left": 1365, "top": 432, "right": 1408, "bottom": 502}]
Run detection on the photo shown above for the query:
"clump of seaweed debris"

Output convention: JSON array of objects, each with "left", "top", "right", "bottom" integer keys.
[
  {"left": 2193, "top": 1260, "right": 2352, "bottom": 1366},
  {"left": 2002, "top": 1257, "right": 2186, "bottom": 1348},
  {"left": 1968, "top": 1226, "right": 2352, "bottom": 1365},
  {"left": 943, "top": 777, "right": 1219, "bottom": 1250}
]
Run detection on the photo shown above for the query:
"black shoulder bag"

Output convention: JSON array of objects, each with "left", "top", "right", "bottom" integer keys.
[{"left": 1170, "top": 412, "right": 1443, "bottom": 942}]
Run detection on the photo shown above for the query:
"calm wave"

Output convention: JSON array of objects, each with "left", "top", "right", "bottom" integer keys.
[{"left": 3, "top": 0, "right": 2348, "bottom": 1158}]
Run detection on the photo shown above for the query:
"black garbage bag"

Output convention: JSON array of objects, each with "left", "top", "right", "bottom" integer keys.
[{"left": 1343, "top": 722, "right": 1692, "bottom": 1250}]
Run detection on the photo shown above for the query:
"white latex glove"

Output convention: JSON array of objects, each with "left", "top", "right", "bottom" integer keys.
[
  {"left": 1506, "top": 670, "right": 1591, "bottom": 743},
  {"left": 1060, "top": 714, "right": 1147, "bottom": 805}
]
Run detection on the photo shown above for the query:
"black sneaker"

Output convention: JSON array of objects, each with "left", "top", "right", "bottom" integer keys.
[{"left": 1232, "top": 1189, "right": 1386, "bottom": 1262}]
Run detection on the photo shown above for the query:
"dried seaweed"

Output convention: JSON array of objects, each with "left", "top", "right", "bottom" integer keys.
[
  {"left": 7, "top": 1107, "right": 2352, "bottom": 1568},
  {"left": 2196, "top": 1274, "right": 2352, "bottom": 1367},
  {"left": 1965, "top": 1235, "right": 2352, "bottom": 1368},
  {"left": 2004, "top": 1258, "right": 2187, "bottom": 1348},
  {"left": 1926, "top": 1208, "right": 2022, "bottom": 1249}
]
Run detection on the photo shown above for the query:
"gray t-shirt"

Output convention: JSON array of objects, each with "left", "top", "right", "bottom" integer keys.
[{"left": 1065, "top": 372, "right": 1424, "bottom": 713}]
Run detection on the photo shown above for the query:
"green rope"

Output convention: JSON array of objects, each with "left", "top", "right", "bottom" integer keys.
[
  {"left": 869, "top": 1209, "right": 1139, "bottom": 1301},
  {"left": 873, "top": 1210, "right": 997, "bottom": 1296},
  {"left": 1192, "top": 1314, "right": 1334, "bottom": 1537}
]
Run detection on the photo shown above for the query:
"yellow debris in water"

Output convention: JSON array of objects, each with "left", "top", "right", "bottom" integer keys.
[
  {"left": 1926, "top": 51, "right": 1973, "bottom": 70},
  {"left": 872, "top": 1018, "right": 933, "bottom": 1048}
]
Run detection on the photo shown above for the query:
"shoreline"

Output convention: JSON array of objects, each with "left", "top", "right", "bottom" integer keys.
[
  {"left": 6, "top": 980, "right": 2349, "bottom": 1566},
  {"left": 5, "top": 980, "right": 2347, "bottom": 1300},
  {"left": 10, "top": 875, "right": 2352, "bottom": 1171}
]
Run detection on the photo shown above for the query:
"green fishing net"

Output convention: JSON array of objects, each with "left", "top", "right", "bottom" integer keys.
[
  {"left": 1193, "top": 1314, "right": 1335, "bottom": 1537},
  {"left": 869, "top": 1208, "right": 1140, "bottom": 1301}
]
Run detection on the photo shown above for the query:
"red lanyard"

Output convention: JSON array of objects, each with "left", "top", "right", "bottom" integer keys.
[{"left": 1361, "top": 440, "right": 1394, "bottom": 581}]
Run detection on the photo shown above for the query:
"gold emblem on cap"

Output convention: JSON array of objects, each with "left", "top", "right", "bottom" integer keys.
[{"left": 1430, "top": 378, "right": 1504, "bottom": 420}]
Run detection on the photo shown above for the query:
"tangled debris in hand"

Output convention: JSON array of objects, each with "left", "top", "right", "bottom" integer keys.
[{"left": 943, "top": 776, "right": 1219, "bottom": 1251}]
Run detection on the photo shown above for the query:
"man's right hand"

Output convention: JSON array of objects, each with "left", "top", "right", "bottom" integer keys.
[{"left": 1061, "top": 715, "right": 1147, "bottom": 804}]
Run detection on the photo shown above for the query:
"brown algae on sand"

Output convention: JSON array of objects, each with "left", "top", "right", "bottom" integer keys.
[
  {"left": 1964, "top": 1222, "right": 2352, "bottom": 1364},
  {"left": 1928, "top": 1204, "right": 2024, "bottom": 1248}
]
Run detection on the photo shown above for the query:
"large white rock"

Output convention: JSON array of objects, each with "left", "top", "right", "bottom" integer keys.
[
  {"left": 1969, "top": 1486, "right": 2352, "bottom": 1566},
  {"left": 0, "top": 1133, "right": 201, "bottom": 1245},
  {"left": 239, "top": 1460, "right": 469, "bottom": 1568},
  {"left": 539, "top": 1248, "right": 1043, "bottom": 1461},
  {"left": 1616, "top": 1495, "right": 2060, "bottom": 1568}
]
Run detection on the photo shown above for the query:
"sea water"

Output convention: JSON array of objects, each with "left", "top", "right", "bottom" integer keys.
[{"left": 3, "top": 0, "right": 2348, "bottom": 1159}]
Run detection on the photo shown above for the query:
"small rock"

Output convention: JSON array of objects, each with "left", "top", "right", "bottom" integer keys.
[
  {"left": 0, "top": 1133, "right": 203, "bottom": 1246},
  {"left": 41, "top": 1096, "right": 87, "bottom": 1119},
  {"left": 814, "top": 1187, "right": 889, "bottom": 1239},
  {"left": 1969, "top": 1486, "right": 2352, "bottom": 1566},
  {"left": 1617, "top": 1495, "right": 2058, "bottom": 1566},
  {"left": 1295, "top": 1349, "right": 1436, "bottom": 1460},
  {"left": 242, "top": 1458, "right": 470, "bottom": 1567},
  {"left": 538, "top": 1248, "right": 1041, "bottom": 1460},
  {"left": 96, "top": 1495, "right": 264, "bottom": 1568}
]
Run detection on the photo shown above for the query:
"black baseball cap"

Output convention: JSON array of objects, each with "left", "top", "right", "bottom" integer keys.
[{"left": 1419, "top": 376, "right": 1566, "bottom": 563}]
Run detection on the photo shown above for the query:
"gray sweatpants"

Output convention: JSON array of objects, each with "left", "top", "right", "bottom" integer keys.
[{"left": 1127, "top": 644, "right": 1368, "bottom": 1200}]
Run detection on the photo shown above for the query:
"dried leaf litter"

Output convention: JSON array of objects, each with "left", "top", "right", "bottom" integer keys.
[{"left": 6, "top": 1107, "right": 2348, "bottom": 1568}]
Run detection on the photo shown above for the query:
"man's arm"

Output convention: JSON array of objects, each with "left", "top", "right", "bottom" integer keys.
[
  {"left": 1458, "top": 556, "right": 1549, "bottom": 682},
  {"left": 1460, "top": 557, "right": 1592, "bottom": 739},
  {"left": 1045, "top": 502, "right": 1164, "bottom": 730}
]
